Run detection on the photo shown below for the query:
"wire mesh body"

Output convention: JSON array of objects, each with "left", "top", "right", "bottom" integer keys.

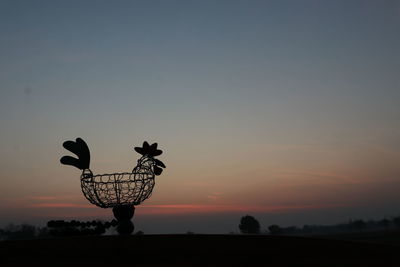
[{"left": 80, "top": 156, "right": 156, "bottom": 208}]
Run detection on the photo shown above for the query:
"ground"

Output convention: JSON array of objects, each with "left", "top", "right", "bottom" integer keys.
[{"left": 0, "top": 234, "right": 398, "bottom": 266}]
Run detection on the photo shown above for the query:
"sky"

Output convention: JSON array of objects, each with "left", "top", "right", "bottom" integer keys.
[{"left": 0, "top": 0, "right": 399, "bottom": 233}]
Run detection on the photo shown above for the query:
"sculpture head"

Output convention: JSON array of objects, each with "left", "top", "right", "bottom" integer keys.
[{"left": 134, "top": 141, "right": 166, "bottom": 175}]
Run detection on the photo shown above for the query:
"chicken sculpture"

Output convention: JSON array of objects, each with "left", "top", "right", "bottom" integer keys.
[{"left": 60, "top": 138, "right": 166, "bottom": 234}]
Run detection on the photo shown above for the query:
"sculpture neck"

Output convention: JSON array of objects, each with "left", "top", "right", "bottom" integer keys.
[
  {"left": 81, "top": 168, "right": 93, "bottom": 178},
  {"left": 138, "top": 155, "right": 155, "bottom": 167},
  {"left": 132, "top": 155, "right": 155, "bottom": 174}
]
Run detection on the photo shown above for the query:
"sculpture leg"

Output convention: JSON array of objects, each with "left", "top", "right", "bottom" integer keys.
[{"left": 113, "top": 205, "right": 135, "bottom": 235}]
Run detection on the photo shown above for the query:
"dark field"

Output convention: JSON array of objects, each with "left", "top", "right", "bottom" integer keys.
[{"left": 0, "top": 234, "right": 398, "bottom": 266}]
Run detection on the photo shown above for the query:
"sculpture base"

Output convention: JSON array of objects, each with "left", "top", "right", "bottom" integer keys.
[{"left": 113, "top": 205, "right": 135, "bottom": 235}]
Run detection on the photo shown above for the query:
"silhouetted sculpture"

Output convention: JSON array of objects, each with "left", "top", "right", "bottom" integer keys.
[
  {"left": 239, "top": 215, "right": 260, "bottom": 234},
  {"left": 60, "top": 138, "right": 166, "bottom": 235}
]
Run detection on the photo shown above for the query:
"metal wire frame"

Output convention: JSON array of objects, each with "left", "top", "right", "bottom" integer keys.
[{"left": 80, "top": 156, "right": 156, "bottom": 208}]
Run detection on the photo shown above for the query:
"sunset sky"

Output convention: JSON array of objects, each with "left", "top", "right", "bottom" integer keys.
[{"left": 0, "top": 0, "right": 399, "bottom": 233}]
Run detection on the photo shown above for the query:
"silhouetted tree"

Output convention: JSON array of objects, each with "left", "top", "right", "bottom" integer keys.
[
  {"left": 351, "top": 220, "right": 366, "bottom": 230},
  {"left": 1, "top": 224, "right": 36, "bottom": 240},
  {"left": 379, "top": 218, "right": 390, "bottom": 230},
  {"left": 239, "top": 215, "right": 260, "bottom": 234},
  {"left": 393, "top": 216, "right": 400, "bottom": 228},
  {"left": 282, "top": 226, "right": 298, "bottom": 234},
  {"left": 268, "top": 224, "right": 283, "bottom": 235}
]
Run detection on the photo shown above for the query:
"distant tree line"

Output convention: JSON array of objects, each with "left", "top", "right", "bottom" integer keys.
[
  {"left": 238, "top": 215, "right": 400, "bottom": 235},
  {"left": 0, "top": 224, "right": 43, "bottom": 240},
  {"left": 0, "top": 219, "right": 118, "bottom": 240},
  {"left": 46, "top": 219, "right": 118, "bottom": 237},
  {"left": 2, "top": 215, "right": 400, "bottom": 240},
  {"left": 266, "top": 217, "right": 400, "bottom": 236}
]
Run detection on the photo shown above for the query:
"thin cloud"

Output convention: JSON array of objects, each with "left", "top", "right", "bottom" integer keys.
[
  {"left": 272, "top": 170, "right": 367, "bottom": 186},
  {"left": 139, "top": 203, "right": 348, "bottom": 215},
  {"left": 24, "top": 195, "right": 82, "bottom": 201},
  {"left": 29, "top": 203, "right": 94, "bottom": 208},
  {"left": 207, "top": 192, "right": 223, "bottom": 201},
  {"left": 25, "top": 196, "right": 58, "bottom": 201}
]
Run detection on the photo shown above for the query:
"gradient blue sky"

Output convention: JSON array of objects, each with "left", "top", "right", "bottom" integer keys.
[{"left": 0, "top": 0, "right": 399, "bottom": 233}]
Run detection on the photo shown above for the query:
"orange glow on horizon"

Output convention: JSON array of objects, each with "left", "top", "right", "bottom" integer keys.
[{"left": 23, "top": 200, "right": 348, "bottom": 216}]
